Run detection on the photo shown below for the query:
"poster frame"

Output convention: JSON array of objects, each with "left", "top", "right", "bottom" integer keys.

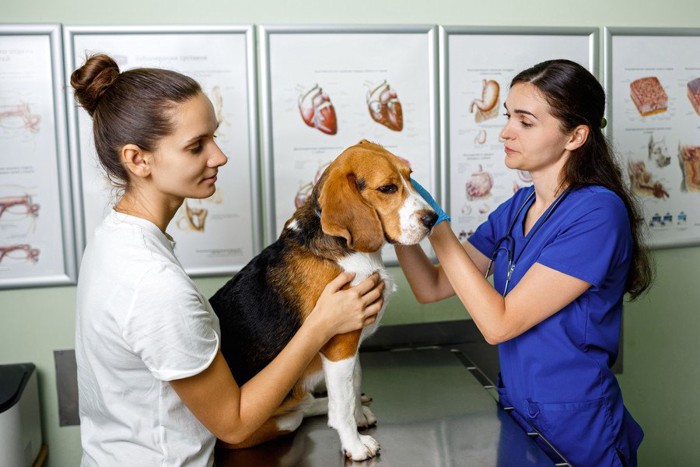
[
  {"left": 440, "top": 26, "right": 598, "bottom": 240},
  {"left": 604, "top": 26, "right": 700, "bottom": 249},
  {"left": 63, "top": 24, "right": 262, "bottom": 276},
  {"left": 0, "top": 24, "right": 77, "bottom": 289},
  {"left": 259, "top": 24, "right": 440, "bottom": 265}
]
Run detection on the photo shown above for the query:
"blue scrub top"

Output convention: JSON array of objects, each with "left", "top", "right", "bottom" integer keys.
[{"left": 469, "top": 185, "right": 643, "bottom": 466}]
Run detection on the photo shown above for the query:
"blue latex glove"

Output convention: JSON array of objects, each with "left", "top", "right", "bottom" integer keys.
[{"left": 410, "top": 178, "right": 450, "bottom": 225}]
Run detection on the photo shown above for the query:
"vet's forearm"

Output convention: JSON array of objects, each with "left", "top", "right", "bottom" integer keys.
[
  {"left": 428, "top": 223, "right": 505, "bottom": 342},
  {"left": 394, "top": 243, "right": 454, "bottom": 303},
  {"left": 394, "top": 244, "right": 436, "bottom": 302}
]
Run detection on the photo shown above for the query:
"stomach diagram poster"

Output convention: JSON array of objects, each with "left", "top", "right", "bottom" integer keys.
[
  {"left": 260, "top": 25, "right": 439, "bottom": 264},
  {"left": 0, "top": 25, "right": 76, "bottom": 288},
  {"left": 606, "top": 28, "right": 700, "bottom": 248},
  {"left": 65, "top": 26, "right": 260, "bottom": 276},
  {"left": 441, "top": 27, "right": 597, "bottom": 242}
]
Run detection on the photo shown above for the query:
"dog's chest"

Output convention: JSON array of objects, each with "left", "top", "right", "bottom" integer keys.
[{"left": 337, "top": 251, "right": 396, "bottom": 340}]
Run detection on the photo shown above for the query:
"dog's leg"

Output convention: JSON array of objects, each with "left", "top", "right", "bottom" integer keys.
[
  {"left": 299, "top": 355, "right": 328, "bottom": 418},
  {"left": 352, "top": 359, "right": 377, "bottom": 429},
  {"left": 321, "top": 353, "right": 380, "bottom": 461},
  {"left": 302, "top": 394, "right": 328, "bottom": 418}
]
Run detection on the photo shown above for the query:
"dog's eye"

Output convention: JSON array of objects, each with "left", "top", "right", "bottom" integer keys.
[{"left": 378, "top": 184, "right": 398, "bottom": 194}]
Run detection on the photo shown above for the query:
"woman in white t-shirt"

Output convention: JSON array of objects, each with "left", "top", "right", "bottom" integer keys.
[{"left": 71, "top": 53, "right": 384, "bottom": 467}]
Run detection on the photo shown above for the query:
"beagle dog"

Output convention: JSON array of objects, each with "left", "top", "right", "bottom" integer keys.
[{"left": 209, "top": 139, "right": 437, "bottom": 461}]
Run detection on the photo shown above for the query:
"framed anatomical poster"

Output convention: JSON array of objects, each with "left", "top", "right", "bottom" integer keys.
[
  {"left": 64, "top": 25, "right": 261, "bottom": 276},
  {"left": 605, "top": 27, "right": 700, "bottom": 248},
  {"left": 259, "top": 25, "right": 439, "bottom": 264},
  {"left": 440, "top": 26, "right": 598, "bottom": 242},
  {"left": 0, "top": 24, "right": 77, "bottom": 289}
]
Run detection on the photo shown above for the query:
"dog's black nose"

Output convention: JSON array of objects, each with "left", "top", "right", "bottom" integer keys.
[{"left": 422, "top": 211, "right": 438, "bottom": 228}]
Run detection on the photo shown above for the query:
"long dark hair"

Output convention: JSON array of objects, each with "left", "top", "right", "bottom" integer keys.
[
  {"left": 511, "top": 59, "right": 653, "bottom": 299},
  {"left": 70, "top": 54, "right": 202, "bottom": 190}
]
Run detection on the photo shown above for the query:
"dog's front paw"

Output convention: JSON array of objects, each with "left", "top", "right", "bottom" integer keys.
[
  {"left": 344, "top": 453, "right": 380, "bottom": 467},
  {"left": 343, "top": 434, "right": 380, "bottom": 461},
  {"left": 355, "top": 405, "right": 377, "bottom": 429}
]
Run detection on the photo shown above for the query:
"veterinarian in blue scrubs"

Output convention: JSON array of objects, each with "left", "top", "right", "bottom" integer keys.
[
  {"left": 72, "top": 54, "right": 384, "bottom": 467},
  {"left": 396, "top": 59, "right": 653, "bottom": 466}
]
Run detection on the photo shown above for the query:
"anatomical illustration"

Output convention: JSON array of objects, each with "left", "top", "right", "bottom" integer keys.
[
  {"left": 294, "top": 161, "right": 330, "bottom": 208},
  {"left": 0, "top": 190, "right": 40, "bottom": 234},
  {"left": 677, "top": 144, "right": 700, "bottom": 192},
  {"left": 0, "top": 244, "right": 40, "bottom": 264},
  {"left": 298, "top": 84, "right": 338, "bottom": 135},
  {"left": 465, "top": 165, "right": 494, "bottom": 200},
  {"left": 469, "top": 79, "right": 500, "bottom": 123},
  {"left": 210, "top": 85, "right": 230, "bottom": 130},
  {"left": 0, "top": 193, "right": 39, "bottom": 222},
  {"left": 517, "top": 170, "right": 533, "bottom": 184},
  {"left": 0, "top": 102, "right": 41, "bottom": 133},
  {"left": 687, "top": 77, "right": 700, "bottom": 116},
  {"left": 630, "top": 77, "right": 668, "bottom": 117},
  {"left": 627, "top": 160, "right": 669, "bottom": 199},
  {"left": 677, "top": 211, "right": 687, "bottom": 225},
  {"left": 177, "top": 200, "right": 208, "bottom": 232},
  {"left": 294, "top": 182, "right": 314, "bottom": 209},
  {"left": 648, "top": 211, "right": 677, "bottom": 228},
  {"left": 458, "top": 230, "right": 471, "bottom": 241},
  {"left": 511, "top": 170, "right": 533, "bottom": 193},
  {"left": 175, "top": 190, "right": 224, "bottom": 233},
  {"left": 474, "top": 129, "right": 487, "bottom": 145},
  {"left": 366, "top": 80, "right": 403, "bottom": 131},
  {"left": 648, "top": 134, "right": 671, "bottom": 168}
]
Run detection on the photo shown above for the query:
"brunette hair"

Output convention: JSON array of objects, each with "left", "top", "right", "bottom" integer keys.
[
  {"left": 511, "top": 59, "right": 653, "bottom": 299},
  {"left": 70, "top": 53, "right": 202, "bottom": 190}
]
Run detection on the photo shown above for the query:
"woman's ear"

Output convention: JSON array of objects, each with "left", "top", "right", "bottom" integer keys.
[
  {"left": 565, "top": 125, "right": 590, "bottom": 151},
  {"left": 121, "top": 144, "right": 151, "bottom": 178}
]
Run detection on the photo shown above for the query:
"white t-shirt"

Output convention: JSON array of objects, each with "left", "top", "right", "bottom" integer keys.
[{"left": 75, "top": 210, "right": 221, "bottom": 466}]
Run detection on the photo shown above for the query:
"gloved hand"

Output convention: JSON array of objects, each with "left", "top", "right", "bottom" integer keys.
[{"left": 410, "top": 178, "right": 450, "bottom": 225}]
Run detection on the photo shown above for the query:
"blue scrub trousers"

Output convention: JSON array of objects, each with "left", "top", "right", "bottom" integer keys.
[{"left": 498, "top": 381, "right": 643, "bottom": 466}]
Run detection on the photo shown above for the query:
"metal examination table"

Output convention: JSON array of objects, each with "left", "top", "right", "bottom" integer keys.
[{"left": 216, "top": 320, "right": 568, "bottom": 466}]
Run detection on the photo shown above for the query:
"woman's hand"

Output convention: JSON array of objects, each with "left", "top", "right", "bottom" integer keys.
[
  {"left": 410, "top": 178, "right": 450, "bottom": 225},
  {"left": 308, "top": 272, "right": 385, "bottom": 342}
]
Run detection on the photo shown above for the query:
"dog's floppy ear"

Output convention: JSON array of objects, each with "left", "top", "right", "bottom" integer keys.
[{"left": 319, "top": 170, "right": 384, "bottom": 252}]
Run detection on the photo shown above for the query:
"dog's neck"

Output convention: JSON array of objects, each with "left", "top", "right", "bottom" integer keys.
[{"left": 282, "top": 196, "right": 385, "bottom": 263}]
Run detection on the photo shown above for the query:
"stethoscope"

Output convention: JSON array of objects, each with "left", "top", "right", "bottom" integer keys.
[{"left": 485, "top": 187, "right": 572, "bottom": 296}]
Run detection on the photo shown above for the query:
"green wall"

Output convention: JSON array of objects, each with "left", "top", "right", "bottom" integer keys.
[{"left": 1, "top": 0, "right": 699, "bottom": 465}]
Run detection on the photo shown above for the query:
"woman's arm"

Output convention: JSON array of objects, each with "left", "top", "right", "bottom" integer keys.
[
  {"left": 428, "top": 222, "right": 590, "bottom": 344},
  {"left": 170, "top": 271, "right": 384, "bottom": 444},
  {"left": 393, "top": 244, "right": 451, "bottom": 303},
  {"left": 394, "top": 233, "right": 491, "bottom": 304},
  {"left": 398, "top": 177, "right": 491, "bottom": 303}
]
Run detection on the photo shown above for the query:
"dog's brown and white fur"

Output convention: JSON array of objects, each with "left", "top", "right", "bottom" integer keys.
[{"left": 209, "top": 140, "right": 436, "bottom": 460}]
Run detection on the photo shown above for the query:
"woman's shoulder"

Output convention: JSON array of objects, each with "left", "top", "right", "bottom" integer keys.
[
  {"left": 570, "top": 185, "right": 626, "bottom": 212},
  {"left": 565, "top": 185, "right": 630, "bottom": 232},
  {"left": 89, "top": 211, "right": 184, "bottom": 279}
]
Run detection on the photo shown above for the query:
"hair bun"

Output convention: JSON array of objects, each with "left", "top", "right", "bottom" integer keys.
[{"left": 70, "top": 54, "right": 120, "bottom": 115}]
